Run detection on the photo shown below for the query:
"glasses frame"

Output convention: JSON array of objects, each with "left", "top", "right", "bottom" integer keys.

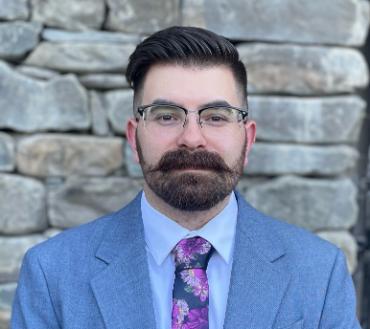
[{"left": 136, "top": 103, "right": 248, "bottom": 127}]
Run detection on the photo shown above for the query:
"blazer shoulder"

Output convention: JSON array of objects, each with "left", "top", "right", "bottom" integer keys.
[
  {"left": 25, "top": 193, "right": 142, "bottom": 262},
  {"left": 236, "top": 192, "right": 340, "bottom": 264}
]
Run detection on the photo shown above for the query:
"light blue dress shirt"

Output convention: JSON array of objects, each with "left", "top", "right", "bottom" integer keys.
[{"left": 141, "top": 192, "right": 238, "bottom": 329}]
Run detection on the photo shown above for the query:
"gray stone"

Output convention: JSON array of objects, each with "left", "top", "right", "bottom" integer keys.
[
  {"left": 182, "top": 0, "right": 207, "bottom": 27},
  {"left": 125, "top": 141, "right": 143, "bottom": 177},
  {"left": 16, "top": 65, "right": 59, "bottom": 80},
  {"left": 367, "top": 192, "right": 370, "bottom": 225},
  {"left": 105, "top": 90, "right": 134, "bottom": 134},
  {"left": 25, "top": 42, "right": 135, "bottom": 73},
  {"left": 249, "top": 96, "right": 366, "bottom": 143},
  {"left": 0, "top": 133, "right": 15, "bottom": 172},
  {"left": 45, "top": 177, "right": 64, "bottom": 188},
  {"left": 86, "top": 89, "right": 133, "bottom": 135},
  {"left": 0, "top": 22, "right": 42, "bottom": 60},
  {"left": 246, "top": 144, "right": 359, "bottom": 176},
  {"left": 368, "top": 146, "right": 370, "bottom": 179},
  {"left": 0, "top": 174, "right": 47, "bottom": 234},
  {"left": 17, "top": 134, "right": 125, "bottom": 177},
  {"left": 48, "top": 176, "right": 144, "bottom": 228},
  {"left": 31, "top": 0, "right": 105, "bottom": 31},
  {"left": 317, "top": 231, "right": 358, "bottom": 274},
  {"left": 238, "top": 43, "right": 369, "bottom": 95},
  {"left": 0, "top": 315, "right": 9, "bottom": 329},
  {"left": 42, "top": 28, "right": 141, "bottom": 44},
  {"left": 106, "top": 0, "right": 180, "bottom": 33},
  {"left": 43, "top": 228, "right": 63, "bottom": 238},
  {"left": 0, "top": 316, "right": 8, "bottom": 329},
  {"left": 237, "top": 177, "right": 270, "bottom": 194},
  {"left": 79, "top": 74, "right": 129, "bottom": 90},
  {"left": 89, "top": 91, "right": 110, "bottom": 136},
  {"left": 0, "top": 0, "right": 29, "bottom": 20},
  {"left": 0, "top": 235, "right": 45, "bottom": 283},
  {"left": 0, "top": 61, "right": 89, "bottom": 133},
  {"left": 245, "top": 176, "right": 358, "bottom": 231},
  {"left": 183, "top": 0, "right": 370, "bottom": 46},
  {"left": 0, "top": 283, "right": 16, "bottom": 329}
]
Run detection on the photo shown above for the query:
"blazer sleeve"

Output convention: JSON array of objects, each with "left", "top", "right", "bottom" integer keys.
[
  {"left": 11, "top": 248, "right": 61, "bottom": 329},
  {"left": 318, "top": 248, "right": 361, "bottom": 329}
]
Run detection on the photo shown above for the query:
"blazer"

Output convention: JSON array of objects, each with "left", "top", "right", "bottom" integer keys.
[{"left": 11, "top": 192, "right": 361, "bottom": 329}]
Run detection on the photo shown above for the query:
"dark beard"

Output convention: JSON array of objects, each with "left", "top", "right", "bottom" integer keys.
[{"left": 137, "top": 139, "right": 245, "bottom": 211}]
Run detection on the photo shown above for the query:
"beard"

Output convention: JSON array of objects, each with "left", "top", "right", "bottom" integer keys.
[{"left": 136, "top": 135, "right": 246, "bottom": 211}]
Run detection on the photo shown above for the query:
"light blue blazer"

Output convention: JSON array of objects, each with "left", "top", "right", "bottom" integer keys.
[{"left": 11, "top": 192, "right": 361, "bottom": 329}]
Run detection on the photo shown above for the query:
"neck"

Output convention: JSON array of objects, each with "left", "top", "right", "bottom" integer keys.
[{"left": 143, "top": 184, "right": 231, "bottom": 230}]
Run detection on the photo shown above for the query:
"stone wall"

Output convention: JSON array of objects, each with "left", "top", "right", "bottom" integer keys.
[
  {"left": 365, "top": 144, "right": 370, "bottom": 325},
  {"left": 0, "top": 0, "right": 369, "bottom": 327}
]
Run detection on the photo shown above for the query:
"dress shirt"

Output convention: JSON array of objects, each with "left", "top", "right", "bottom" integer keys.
[{"left": 141, "top": 191, "right": 238, "bottom": 329}]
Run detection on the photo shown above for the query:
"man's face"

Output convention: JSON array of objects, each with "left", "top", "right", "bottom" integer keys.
[{"left": 127, "top": 64, "right": 256, "bottom": 211}]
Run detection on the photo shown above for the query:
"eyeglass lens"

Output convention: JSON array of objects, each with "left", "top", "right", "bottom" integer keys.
[{"left": 143, "top": 105, "right": 244, "bottom": 128}]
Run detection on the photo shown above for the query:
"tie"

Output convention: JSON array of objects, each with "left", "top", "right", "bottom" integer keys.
[{"left": 171, "top": 237, "right": 214, "bottom": 329}]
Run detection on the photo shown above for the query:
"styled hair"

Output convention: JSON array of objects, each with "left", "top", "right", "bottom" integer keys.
[{"left": 126, "top": 26, "right": 247, "bottom": 111}]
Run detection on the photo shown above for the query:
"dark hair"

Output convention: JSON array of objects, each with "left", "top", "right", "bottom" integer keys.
[{"left": 126, "top": 26, "right": 247, "bottom": 110}]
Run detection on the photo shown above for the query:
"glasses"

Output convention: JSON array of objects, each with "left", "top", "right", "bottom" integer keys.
[{"left": 136, "top": 103, "right": 248, "bottom": 130}]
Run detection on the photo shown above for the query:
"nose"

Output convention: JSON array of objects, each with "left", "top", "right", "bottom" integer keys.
[{"left": 176, "top": 112, "right": 207, "bottom": 150}]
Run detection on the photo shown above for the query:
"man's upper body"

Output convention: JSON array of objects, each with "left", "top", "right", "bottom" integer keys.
[
  {"left": 11, "top": 26, "right": 361, "bottom": 328},
  {"left": 11, "top": 191, "right": 359, "bottom": 329}
]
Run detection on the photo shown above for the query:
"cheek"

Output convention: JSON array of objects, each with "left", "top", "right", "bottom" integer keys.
[
  {"left": 137, "top": 131, "right": 174, "bottom": 163},
  {"left": 208, "top": 140, "right": 243, "bottom": 165},
  {"left": 210, "top": 129, "right": 246, "bottom": 153}
]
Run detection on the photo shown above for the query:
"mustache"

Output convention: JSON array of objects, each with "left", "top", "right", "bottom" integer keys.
[{"left": 149, "top": 149, "right": 232, "bottom": 173}]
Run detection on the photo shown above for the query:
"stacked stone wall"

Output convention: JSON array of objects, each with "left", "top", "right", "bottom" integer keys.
[
  {"left": 0, "top": 0, "right": 369, "bottom": 327},
  {"left": 365, "top": 144, "right": 370, "bottom": 324}
]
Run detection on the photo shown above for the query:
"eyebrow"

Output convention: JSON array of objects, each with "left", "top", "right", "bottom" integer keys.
[
  {"left": 201, "top": 100, "right": 231, "bottom": 108},
  {"left": 151, "top": 98, "right": 178, "bottom": 106},
  {"left": 151, "top": 98, "right": 232, "bottom": 109}
]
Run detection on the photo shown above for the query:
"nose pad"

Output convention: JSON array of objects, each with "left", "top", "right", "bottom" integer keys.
[
  {"left": 177, "top": 111, "right": 207, "bottom": 149},
  {"left": 182, "top": 111, "right": 202, "bottom": 128}
]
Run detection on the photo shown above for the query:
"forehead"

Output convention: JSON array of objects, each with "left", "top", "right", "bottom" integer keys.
[{"left": 140, "top": 64, "right": 242, "bottom": 107}]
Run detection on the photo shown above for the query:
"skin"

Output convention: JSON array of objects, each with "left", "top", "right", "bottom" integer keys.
[{"left": 127, "top": 64, "right": 256, "bottom": 230}]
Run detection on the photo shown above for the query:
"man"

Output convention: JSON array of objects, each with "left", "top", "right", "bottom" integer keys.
[{"left": 12, "top": 27, "right": 360, "bottom": 329}]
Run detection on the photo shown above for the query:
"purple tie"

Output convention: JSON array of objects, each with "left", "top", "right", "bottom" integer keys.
[{"left": 171, "top": 237, "right": 214, "bottom": 329}]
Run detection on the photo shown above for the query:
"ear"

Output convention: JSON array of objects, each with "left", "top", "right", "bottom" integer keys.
[
  {"left": 243, "top": 120, "right": 257, "bottom": 166},
  {"left": 126, "top": 118, "right": 140, "bottom": 163}
]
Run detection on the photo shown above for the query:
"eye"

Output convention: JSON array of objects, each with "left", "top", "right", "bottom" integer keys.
[
  {"left": 156, "top": 113, "right": 175, "bottom": 121},
  {"left": 208, "top": 114, "right": 227, "bottom": 122},
  {"left": 200, "top": 108, "right": 234, "bottom": 126},
  {"left": 147, "top": 105, "right": 184, "bottom": 126}
]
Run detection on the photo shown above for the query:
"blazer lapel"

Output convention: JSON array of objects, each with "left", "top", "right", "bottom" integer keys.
[
  {"left": 90, "top": 194, "right": 156, "bottom": 329},
  {"left": 224, "top": 194, "right": 291, "bottom": 329},
  {"left": 88, "top": 192, "right": 291, "bottom": 328}
]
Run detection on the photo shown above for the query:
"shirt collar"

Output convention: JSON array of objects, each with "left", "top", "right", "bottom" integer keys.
[{"left": 141, "top": 191, "right": 238, "bottom": 266}]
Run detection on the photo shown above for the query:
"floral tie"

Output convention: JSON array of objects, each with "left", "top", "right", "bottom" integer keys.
[{"left": 171, "top": 236, "right": 214, "bottom": 329}]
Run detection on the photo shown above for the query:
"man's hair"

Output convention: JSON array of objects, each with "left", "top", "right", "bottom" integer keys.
[{"left": 126, "top": 26, "right": 247, "bottom": 111}]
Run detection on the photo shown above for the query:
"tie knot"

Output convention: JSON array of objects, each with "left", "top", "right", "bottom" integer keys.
[{"left": 173, "top": 237, "right": 213, "bottom": 271}]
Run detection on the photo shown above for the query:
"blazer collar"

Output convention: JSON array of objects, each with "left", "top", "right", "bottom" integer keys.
[
  {"left": 90, "top": 192, "right": 156, "bottom": 329},
  {"left": 224, "top": 192, "right": 290, "bottom": 329}
]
